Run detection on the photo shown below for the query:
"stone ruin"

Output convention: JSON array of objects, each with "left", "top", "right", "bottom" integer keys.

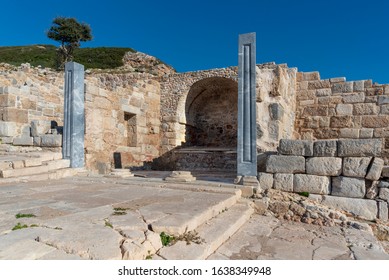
[{"left": 1, "top": 35, "right": 389, "bottom": 223}]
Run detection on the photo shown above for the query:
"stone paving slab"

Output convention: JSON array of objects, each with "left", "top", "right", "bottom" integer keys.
[{"left": 0, "top": 174, "right": 388, "bottom": 260}]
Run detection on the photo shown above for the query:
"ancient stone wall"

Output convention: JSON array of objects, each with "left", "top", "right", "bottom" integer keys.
[
  {"left": 0, "top": 64, "right": 161, "bottom": 173},
  {"left": 295, "top": 71, "right": 389, "bottom": 163},
  {"left": 258, "top": 139, "right": 389, "bottom": 221}
]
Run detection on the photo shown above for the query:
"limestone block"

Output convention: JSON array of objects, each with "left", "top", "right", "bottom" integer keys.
[
  {"left": 273, "top": 173, "right": 293, "bottom": 192},
  {"left": 0, "top": 136, "right": 13, "bottom": 144},
  {"left": 13, "top": 136, "right": 33, "bottom": 146},
  {"left": 342, "top": 157, "right": 371, "bottom": 178},
  {"left": 359, "top": 128, "right": 373, "bottom": 139},
  {"left": 330, "top": 116, "right": 353, "bottom": 128},
  {"left": 365, "top": 181, "right": 379, "bottom": 199},
  {"left": 342, "top": 92, "right": 365, "bottom": 103},
  {"left": 321, "top": 195, "right": 377, "bottom": 220},
  {"left": 378, "top": 201, "right": 388, "bottom": 221},
  {"left": 40, "top": 135, "right": 62, "bottom": 147},
  {"left": 306, "top": 157, "right": 342, "bottom": 176},
  {"left": 278, "top": 139, "right": 313, "bottom": 156},
  {"left": 353, "top": 81, "right": 365, "bottom": 92},
  {"left": 0, "top": 94, "right": 16, "bottom": 107},
  {"left": 336, "top": 104, "right": 352, "bottom": 116},
  {"left": 301, "top": 72, "right": 320, "bottom": 81},
  {"left": 353, "top": 103, "right": 379, "bottom": 115},
  {"left": 379, "top": 188, "right": 389, "bottom": 201},
  {"left": 337, "top": 139, "right": 382, "bottom": 157},
  {"left": 339, "top": 128, "right": 359, "bottom": 138},
  {"left": 332, "top": 82, "right": 353, "bottom": 93},
  {"left": 266, "top": 155, "right": 305, "bottom": 174},
  {"left": 366, "top": 157, "right": 384, "bottom": 181},
  {"left": 330, "top": 77, "right": 346, "bottom": 83},
  {"left": 293, "top": 174, "right": 331, "bottom": 195},
  {"left": 31, "top": 120, "right": 51, "bottom": 137},
  {"left": 0, "top": 121, "right": 17, "bottom": 137},
  {"left": 164, "top": 171, "right": 196, "bottom": 182},
  {"left": 362, "top": 116, "right": 389, "bottom": 128},
  {"left": 316, "top": 88, "right": 331, "bottom": 96},
  {"left": 33, "top": 136, "right": 41, "bottom": 146},
  {"left": 378, "top": 96, "right": 389, "bottom": 105},
  {"left": 257, "top": 172, "right": 273, "bottom": 190},
  {"left": 269, "top": 103, "right": 284, "bottom": 121},
  {"left": 331, "top": 177, "right": 365, "bottom": 198},
  {"left": 313, "top": 140, "right": 337, "bottom": 157}
]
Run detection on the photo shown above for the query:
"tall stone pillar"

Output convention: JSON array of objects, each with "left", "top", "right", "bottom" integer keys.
[
  {"left": 63, "top": 62, "right": 85, "bottom": 168},
  {"left": 237, "top": 32, "right": 257, "bottom": 178}
]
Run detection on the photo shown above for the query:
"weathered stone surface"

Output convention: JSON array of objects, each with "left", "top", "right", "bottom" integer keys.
[
  {"left": 257, "top": 172, "right": 273, "bottom": 190},
  {"left": 378, "top": 201, "right": 388, "bottom": 221},
  {"left": 331, "top": 177, "right": 365, "bottom": 198},
  {"left": 382, "top": 166, "right": 389, "bottom": 178},
  {"left": 379, "top": 188, "right": 389, "bottom": 201},
  {"left": 31, "top": 120, "right": 51, "bottom": 137},
  {"left": 362, "top": 116, "right": 389, "bottom": 128},
  {"left": 342, "top": 92, "right": 365, "bottom": 103},
  {"left": 332, "top": 82, "right": 353, "bottom": 93},
  {"left": 353, "top": 103, "right": 379, "bottom": 115},
  {"left": 379, "top": 181, "right": 389, "bottom": 188},
  {"left": 0, "top": 121, "right": 17, "bottom": 137},
  {"left": 278, "top": 139, "right": 313, "bottom": 156},
  {"left": 164, "top": 171, "right": 196, "bottom": 182},
  {"left": 40, "top": 135, "right": 62, "bottom": 147},
  {"left": 266, "top": 155, "right": 305, "bottom": 174},
  {"left": 337, "top": 139, "right": 382, "bottom": 157},
  {"left": 273, "top": 173, "right": 293, "bottom": 192},
  {"left": 359, "top": 128, "right": 373, "bottom": 139},
  {"left": 269, "top": 103, "right": 284, "bottom": 121},
  {"left": 365, "top": 181, "right": 379, "bottom": 199},
  {"left": 330, "top": 116, "right": 353, "bottom": 128},
  {"left": 13, "top": 136, "right": 33, "bottom": 146},
  {"left": 378, "top": 95, "right": 389, "bottom": 105},
  {"left": 321, "top": 195, "right": 377, "bottom": 220},
  {"left": 336, "top": 104, "right": 352, "bottom": 115},
  {"left": 306, "top": 157, "right": 342, "bottom": 176},
  {"left": 366, "top": 157, "right": 384, "bottom": 181},
  {"left": 293, "top": 174, "right": 331, "bottom": 194},
  {"left": 339, "top": 128, "right": 359, "bottom": 138},
  {"left": 313, "top": 140, "right": 337, "bottom": 157},
  {"left": 343, "top": 157, "right": 371, "bottom": 178}
]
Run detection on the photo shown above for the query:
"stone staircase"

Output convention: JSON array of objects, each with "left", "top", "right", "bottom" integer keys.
[
  {"left": 138, "top": 186, "right": 254, "bottom": 260},
  {"left": 0, "top": 149, "right": 79, "bottom": 184}
]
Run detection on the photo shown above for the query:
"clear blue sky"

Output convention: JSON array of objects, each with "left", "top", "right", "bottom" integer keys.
[{"left": 1, "top": 0, "right": 388, "bottom": 83}]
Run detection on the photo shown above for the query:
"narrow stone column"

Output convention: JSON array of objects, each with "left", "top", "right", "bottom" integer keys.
[
  {"left": 237, "top": 32, "right": 257, "bottom": 177},
  {"left": 63, "top": 62, "right": 85, "bottom": 168}
]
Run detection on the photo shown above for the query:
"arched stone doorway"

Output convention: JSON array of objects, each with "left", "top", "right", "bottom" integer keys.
[{"left": 184, "top": 77, "right": 238, "bottom": 148}]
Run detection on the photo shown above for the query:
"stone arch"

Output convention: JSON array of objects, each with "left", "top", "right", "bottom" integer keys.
[{"left": 184, "top": 77, "right": 238, "bottom": 147}]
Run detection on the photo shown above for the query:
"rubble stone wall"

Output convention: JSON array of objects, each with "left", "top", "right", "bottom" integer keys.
[{"left": 258, "top": 139, "right": 389, "bottom": 221}]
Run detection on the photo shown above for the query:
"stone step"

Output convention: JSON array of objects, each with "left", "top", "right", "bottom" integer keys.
[
  {"left": 0, "top": 165, "right": 49, "bottom": 178},
  {"left": 0, "top": 168, "right": 80, "bottom": 184},
  {"left": 44, "top": 159, "right": 70, "bottom": 171},
  {"left": 150, "top": 192, "right": 240, "bottom": 236},
  {"left": 157, "top": 201, "right": 254, "bottom": 260}
]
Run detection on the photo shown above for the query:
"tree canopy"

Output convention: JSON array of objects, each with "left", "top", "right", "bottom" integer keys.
[{"left": 47, "top": 17, "right": 92, "bottom": 68}]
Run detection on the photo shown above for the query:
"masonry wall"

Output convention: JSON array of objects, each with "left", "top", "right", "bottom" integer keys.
[
  {"left": 295, "top": 71, "right": 389, "bottom": 163},
  {"left": 0, "top": 64, "right": 162, "bottom": 173}
]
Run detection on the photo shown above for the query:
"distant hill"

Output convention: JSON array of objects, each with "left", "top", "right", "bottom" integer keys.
[{"left": 0, "top": 45, "right": 136, "bottom": 69}]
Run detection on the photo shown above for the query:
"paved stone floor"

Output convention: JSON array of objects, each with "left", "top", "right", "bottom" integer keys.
[{"left": 0, "top": 173, "right": 388, "bottom": 260}]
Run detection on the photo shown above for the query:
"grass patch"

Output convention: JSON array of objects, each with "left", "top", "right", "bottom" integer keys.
[
  {"left": 12, "top": 223, "right": 28, "bottom": 231},
  {"left": 105, "top": 220, "right": 113, "bottom": 229},
  {"left": 29, "top": 224, "right": 39, "bottom": 228},
  {"left": 112, "top": 211, "right": 127, "bottom": 216},
  {"left": 0, "top": 45, "right": 136, "bottom": 69},
  {"left": 160, "top": 232, "right": 175, "bottom": 247},
  {"left": 298, "top": 192, "right": 310, "bottom": 197},
  {"left": 15, "top": 213, "right": 36, "bottom": 219}
]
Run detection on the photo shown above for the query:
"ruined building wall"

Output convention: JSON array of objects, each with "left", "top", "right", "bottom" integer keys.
[
  {"left": 294, "top": 71, "right": 389, "bottom": 163},
  {"left": 0, "top": 64, "right": 161, "bottom": 173}
]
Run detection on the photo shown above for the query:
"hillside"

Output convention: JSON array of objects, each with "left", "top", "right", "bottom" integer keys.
[{"left": 0, "top": 45, "right": 175, "bottom": 75}]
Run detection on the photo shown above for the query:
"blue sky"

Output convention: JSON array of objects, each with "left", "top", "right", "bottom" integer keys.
[{"left": 1, "top": 0, "right": 388, "bottom": 83}]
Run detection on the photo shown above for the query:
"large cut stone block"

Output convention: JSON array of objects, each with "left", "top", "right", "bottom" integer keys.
[
  {"left": 331, "top": 176, "right": 365, "bottom": 198},
  {"left": 13, "top": 136, "right": 33, "bottom": 146},
  {"left": 321, "top": 195, "right": 377, "bottom": 220},
  {"left": 306, "top": 157, "right": 342, "bottom": 176},
  {"left": 0, "top": 121, "right": 17, "bottom": 137},
  {"left": 337, "top": 139, "right": 382, "bottom": 157},
  {"left": 278, "top": 139, "right": 313, "bottom": 156},
  {"left": 266, "top": 155, "right": 305, "bottom": 174},
  {"left": 382, "top": 166, "right": 389, "bottom": 178},
  {"left": 31, "top": 120, "right": 51, "bottom": 137},
  {"left": 257, "top": 172, "right": 273, "bottom": 190},
  {"left": 313, "top": 140, "right": 337, "bottom": 157},
  {"left": 40, "top": 135, "right": 62, "bottom": 147},
  {"left": 342, "top": 157, "right": 371, "bottom": 178},
  {"left": 293, "top": 174, "right": 331, "bottom": 194},
  {"left": 366, "top": 157, "right": 384, "bottom": 181},
  {"left": 378, "top": 201, "right": 388, "bottom": 221},
  {"left": 273, "top": 173, "right": 293, "bottom": 192}
]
